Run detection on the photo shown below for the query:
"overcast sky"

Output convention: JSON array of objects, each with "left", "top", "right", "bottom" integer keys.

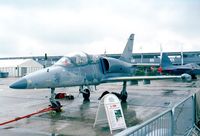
[{"left": 0, "top": 0, "right": 199, "bottom": 57}]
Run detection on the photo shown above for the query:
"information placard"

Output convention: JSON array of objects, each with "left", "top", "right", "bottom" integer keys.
[{"left": 94, "top": 94, "right": 126, "bottom": 134}]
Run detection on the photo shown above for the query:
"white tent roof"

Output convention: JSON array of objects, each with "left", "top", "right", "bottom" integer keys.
[{"left": 0, "top": 59, "right": 43, "bottom": 68}]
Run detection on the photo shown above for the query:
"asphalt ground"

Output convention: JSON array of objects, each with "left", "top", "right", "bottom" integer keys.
[{"left": 0, "top": 77, "right": 199, "bottom": 136}]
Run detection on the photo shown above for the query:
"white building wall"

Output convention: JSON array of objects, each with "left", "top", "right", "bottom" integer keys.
[
  {"left": 0, "top": 59, "right": 43, "bottom": 77},
  {"left": 0, "top": 66, "right": 43, "bottom": 77}
]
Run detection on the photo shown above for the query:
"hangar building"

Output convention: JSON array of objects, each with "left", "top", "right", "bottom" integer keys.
[
  {"left": 0, "top": 59, "right": 43, "bottom": 77},
  {"left": 1, "top": 51, "right": 200, "bottom": 66}
]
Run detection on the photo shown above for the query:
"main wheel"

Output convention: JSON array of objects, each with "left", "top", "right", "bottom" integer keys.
[
  {"left": 120, "top": 92, "right": 128, "bottom": 102},
  {"left": 82, "top": 89, "right": 90, "bottom": 101}
]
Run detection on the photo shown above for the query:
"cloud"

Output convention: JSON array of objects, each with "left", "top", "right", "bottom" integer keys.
[{"left": 0, "top": 0, "right": 199, "bottom": 57}]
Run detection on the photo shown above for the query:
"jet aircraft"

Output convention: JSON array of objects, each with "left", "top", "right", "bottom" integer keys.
[
  {"left": 158, "top": 53, "right": 200, "bottom": 79},
  {"left": 10, "top": 34, "right": 191, "bottom": 111}
]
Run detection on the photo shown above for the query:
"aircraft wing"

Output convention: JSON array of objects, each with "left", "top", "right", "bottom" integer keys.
[
  {"left": 132, "top": 63, "right": 160, "bottom": 67},
  {"left": 101, "top": 75, "right": 187, "bottom": 83}
]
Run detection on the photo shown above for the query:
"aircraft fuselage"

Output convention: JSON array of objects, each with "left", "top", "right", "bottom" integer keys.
[
  {"left": 10, "top": 56, "right": 134, "bottom": 89},
  {"left": 162, "top": 65, "right": 200, "bottom": 76}
]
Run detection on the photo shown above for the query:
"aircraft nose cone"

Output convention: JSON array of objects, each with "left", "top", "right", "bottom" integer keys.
[{"left": 10, "top": 78, "right": 28, "bottom": 89}]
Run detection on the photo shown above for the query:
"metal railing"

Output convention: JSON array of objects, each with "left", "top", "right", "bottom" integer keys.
[{"left": 116, "top": 94, "right": 199, "bottom": 136}]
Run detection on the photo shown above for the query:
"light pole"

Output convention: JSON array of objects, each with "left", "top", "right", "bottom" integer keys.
[
  {"left": 140, "top": 46, "right": 143, "bottom": 63},
  {"left": 181, "top": 45, "right": 183, "bottom": 65}
]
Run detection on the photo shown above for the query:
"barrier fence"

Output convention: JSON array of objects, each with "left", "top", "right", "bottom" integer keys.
[{"left": 116, "top": 92, "right": 200, "bottom": 136}]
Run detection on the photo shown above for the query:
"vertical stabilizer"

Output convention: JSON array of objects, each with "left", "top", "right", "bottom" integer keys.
[
  {"left": 161, "top": 53, "right": 173, "bottom": 68},
  {"left": 119, "top": 34, "right": 134, "bottom": 62}
]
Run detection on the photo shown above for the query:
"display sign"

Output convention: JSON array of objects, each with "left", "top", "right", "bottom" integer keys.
[{"left": 93, "top": 94, "right": 126, "bottom": 134}]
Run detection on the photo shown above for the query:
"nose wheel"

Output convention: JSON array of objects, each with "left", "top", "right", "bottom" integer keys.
[
  {"left": 50, "top": 88, "right": 62, "bottom": 112},
  {"left": 50, "top": 100, "right": 62, "bottom": 112}
]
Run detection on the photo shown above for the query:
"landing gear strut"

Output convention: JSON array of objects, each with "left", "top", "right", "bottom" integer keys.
[
  {"left": 120, "top": 81, "right": 128, "bottom": 102},
  {"left": 50, "top": 88, "right": 62, "bottom": 112}
]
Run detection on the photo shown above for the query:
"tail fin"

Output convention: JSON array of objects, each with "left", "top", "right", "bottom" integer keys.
[
  {"left": 119, "top": 34, "right": 134, "bottom": 62},
  {"left": 161, "top": 53, "right": 173, "bottom": 68}
]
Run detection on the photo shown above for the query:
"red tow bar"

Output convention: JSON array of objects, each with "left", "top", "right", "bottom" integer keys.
[{"left": 0, "top": 106, "right": 56, "bottom": 126}]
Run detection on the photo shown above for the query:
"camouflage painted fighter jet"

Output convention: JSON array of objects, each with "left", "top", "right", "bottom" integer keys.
[{"left": 10, "top": 34, "right": 191, "bottom": 111}]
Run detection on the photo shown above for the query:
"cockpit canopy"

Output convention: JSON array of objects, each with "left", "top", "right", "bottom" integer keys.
[{"left": 54, "top": 52, "right": 99, "bottom": 66}]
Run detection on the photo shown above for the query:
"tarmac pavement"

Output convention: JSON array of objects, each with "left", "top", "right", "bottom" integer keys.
[{"left": 0, "top": 77, "right": 199, "bottom": 136}]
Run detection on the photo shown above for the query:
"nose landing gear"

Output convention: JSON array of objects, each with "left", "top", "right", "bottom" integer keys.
[{"left": 50, "top": 88, "right": 62, "bottom": 112}]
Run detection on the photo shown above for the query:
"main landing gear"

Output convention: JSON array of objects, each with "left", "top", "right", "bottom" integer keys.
[
  {"left": 79, "top": 86, "right": 91, "bottom": 101},
  {"left": 120, "top": 81, "right": 128, "bottom": 102},
  {"left": 50, "top": 88, "right": 62, "bottom": 112},
  {"left": 98, "top": 81, "right": 128, "bottom": 102}
]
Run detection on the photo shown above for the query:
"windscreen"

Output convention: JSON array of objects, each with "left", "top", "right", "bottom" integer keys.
[{"left": 54, "top": 57, "right": 72, "bottom": 66}]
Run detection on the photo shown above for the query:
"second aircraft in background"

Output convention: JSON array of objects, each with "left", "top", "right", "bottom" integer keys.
[{"left": 158, "top": 53, "right": 200, "bottom": 79}]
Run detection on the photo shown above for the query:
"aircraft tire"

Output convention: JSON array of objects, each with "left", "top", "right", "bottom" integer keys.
[
  {"left": 82, "top": 89, "right": 90, "bottom": 101},
  {"left": 51, "top": 101, "right": 62, "bottom": 112},
  {"left": 121, "top": 92, "right": 128, "bottom": 102}
]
